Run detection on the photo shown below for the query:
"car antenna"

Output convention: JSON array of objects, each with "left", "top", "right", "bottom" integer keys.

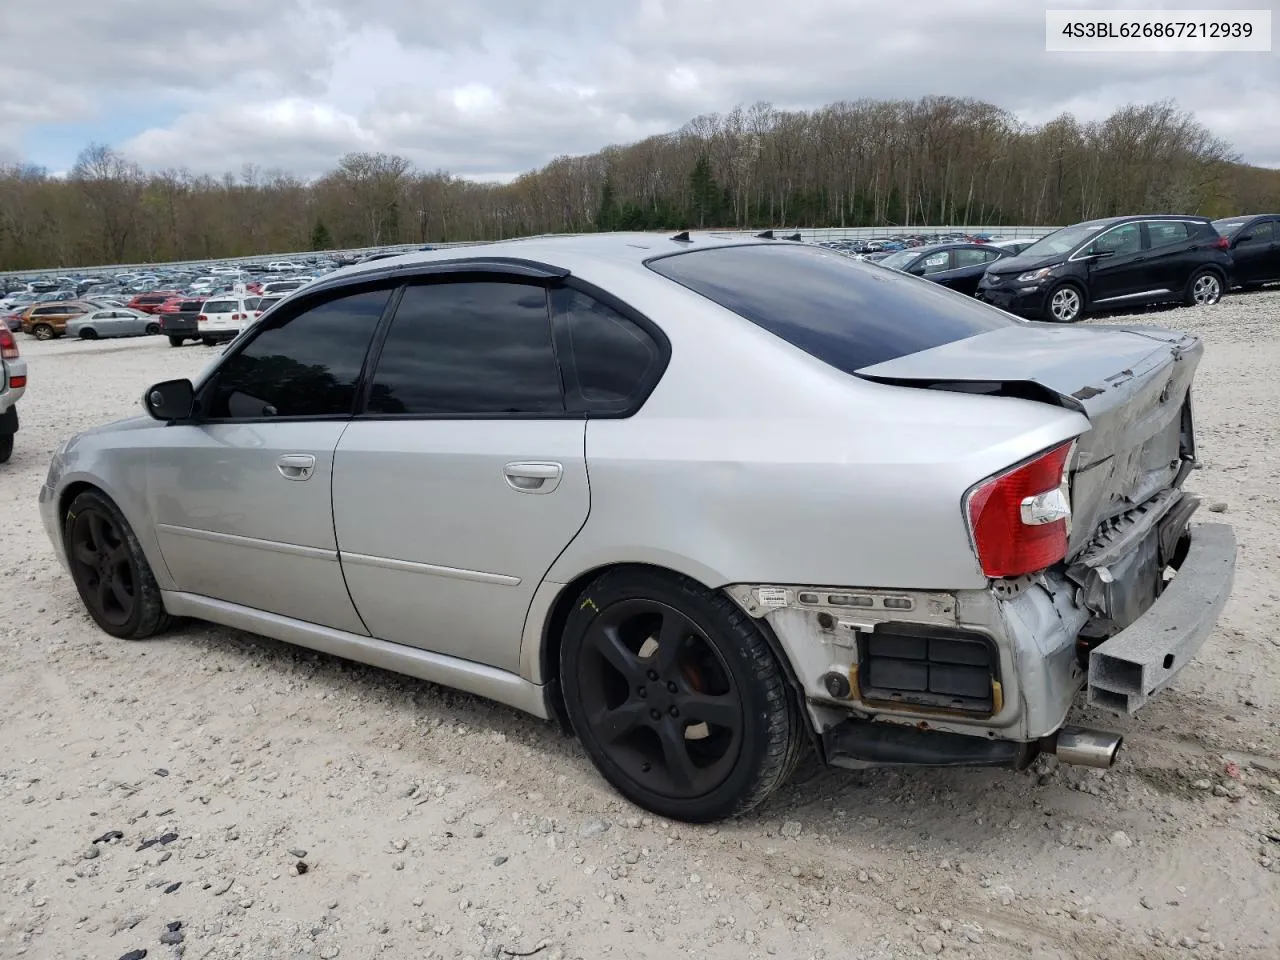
[
  {"left": 783, "top": 232, "right": 803, "bottom": 241},
  {"left": 755, "top": 229, "right": 775, "bottom": 239},
  {"left": 670, "top": 230, "right": 692, "bottom": 242}
]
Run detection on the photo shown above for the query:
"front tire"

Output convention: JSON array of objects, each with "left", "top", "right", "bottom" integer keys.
[
  {"left": 1046, "top": 283, "right": 1084, "bottom": 323},
  {"left": 1186, "top": 269, "right": 1223, "bottom": 307},
  {"left": 559, "top": 568, "right": 805, "bottom": 823},
  {"left": 63, "top": 490, "right": 171, "bottom": 639},
  {"left": 145, "top": 323, "right": 160, "bottom": 335},
  {"left": 79, "top": 328, "right": 98, "bottom": 340},
  {"left": 32, "top": 323, "right": 54, "bottom": 340}
]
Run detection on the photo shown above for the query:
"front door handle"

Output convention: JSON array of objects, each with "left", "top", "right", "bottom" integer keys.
[
  {"left": 503, "top": 461, "right": 563, "bottom": 494},
  {"left": 277, "top": 454, "right": 316, "bottom": 481}
]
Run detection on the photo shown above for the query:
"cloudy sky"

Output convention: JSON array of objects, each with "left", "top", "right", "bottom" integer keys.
[{"left": 0, "top": 0, "right": 1275, "bottom": 180}]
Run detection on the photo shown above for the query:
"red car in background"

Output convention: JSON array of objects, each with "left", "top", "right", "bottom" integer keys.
[{"left": 127, "top": 292, "right": 184, "bottom": 314}]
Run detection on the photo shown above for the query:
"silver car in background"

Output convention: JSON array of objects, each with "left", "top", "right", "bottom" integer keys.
[
  {"left": 38, "top": 233, "right": 1236, "bottom": 822},
  {"left": 65, "top": 307, "right": 161, "bottom": 340}
]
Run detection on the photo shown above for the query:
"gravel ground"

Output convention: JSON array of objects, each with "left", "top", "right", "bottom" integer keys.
[{"left": 1, "top": 294, "right": 1277, "bottom": 960}]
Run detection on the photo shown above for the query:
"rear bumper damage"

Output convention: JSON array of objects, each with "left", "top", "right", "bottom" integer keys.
[
  {"left": 1087, "top": 522, "right": 1236, "bottom": 713},
  {"left": 725, "top": 516, "right": 1235, "bottom": 770}
]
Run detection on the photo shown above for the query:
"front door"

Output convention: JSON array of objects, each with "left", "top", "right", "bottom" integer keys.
[
  {"left": 332, "top": 279, "right": 590, "bottom": 673},
  {"left": 147, "top": 284, "right": 394, "bottom": 634},
  {"left": 1081, "top": 221, "right": 1149, "bottom": 305},
  {"left": 1233, "top": 219, "right": 1278, "bottom": 285}
]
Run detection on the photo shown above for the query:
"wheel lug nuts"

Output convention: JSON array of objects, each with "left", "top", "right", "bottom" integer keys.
[
  {"left": 637, "top": 686, "right": 647, "bottom": 698},
  {"left": 649, "top": 709, "right": 661, "bottom": 721},
  {"left": 666, "top": 681, "right": 677, "bottom": 693},
  {"left": 647, "top": 670, "right": 659, "bottom": 681},
  {"left": 668, "top": 706, "right": 679, "bottom": 717}
]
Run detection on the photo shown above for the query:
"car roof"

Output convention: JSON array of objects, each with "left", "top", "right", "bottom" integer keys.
[{"left": 326, "top": 233, "right": 818, "bottom": 288}]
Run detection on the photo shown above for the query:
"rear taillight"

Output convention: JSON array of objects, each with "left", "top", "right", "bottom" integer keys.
[
  {"left": 8, "top": 375, "right": 25, "bottom": 388},
  {"left": 197, "top": 315, "right": 208, "bottom": 324},
  {"left": 1213, "top": 236, "right": 1229, "bottom": 250},
  {"left": 232, "top": 313, "right": 243, "bottom": 321},
  {"left": 965, "top": 440, "right": 1076, "bottom": 579},
  {"left": 0, "top": 329, "right": 17, "bottom": 360}
]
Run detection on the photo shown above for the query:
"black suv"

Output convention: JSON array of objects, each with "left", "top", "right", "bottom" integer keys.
[{"left": 976, "top": 215, "right": 1231, "bottom": 322}]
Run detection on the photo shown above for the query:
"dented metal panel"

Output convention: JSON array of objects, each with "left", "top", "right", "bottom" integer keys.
[{"left": 1087, "top": 522, "right": 1236, "bottom": 714}]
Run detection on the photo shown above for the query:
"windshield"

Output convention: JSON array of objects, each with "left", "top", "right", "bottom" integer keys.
[
  {"left": 877, "top": 250, "right": 919, "bottom": 271},
  {"left": 1212, "top": 218, "right": 1248, "bottom": 237},
  {"left": 1017, "top": 223, "right": 1103, "bottom": 259}
]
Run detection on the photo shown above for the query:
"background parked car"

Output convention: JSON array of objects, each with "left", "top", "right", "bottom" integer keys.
[
  {"left": 196, "top": 297, "right": 252, "bottom": 344},
  {"left": 1212, "top": 214, "right": 1280, "bottom": 289},
  {"left": 875, "top": 242, "right": 1013, "bottom": 296},
  {"left": 0, "top": 325, "right": 25, "bottom": 463},
  {"left": 977, "top": 215, "right": 1231, "bottom": 322},
  {"left": 21, "top": 300, "right": 93, "bottom": 340},
  {"left": 159, "top": 299, "right": 207, "bottom": 346},
  {"left": 65, "top": 308, "right": 161, "bottom": 340},
  {"left": 127, "top": 292, "right": 184, "bottom": 314}
]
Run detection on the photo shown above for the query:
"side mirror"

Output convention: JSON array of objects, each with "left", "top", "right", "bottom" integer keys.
[
  {"left": 907, "top": 266, "right": 926, "bottom": 276},
  {"left": 1236, "top": 233, "right": 1253, "bottom": 243},
  {"left": 144, "top": 379, "right": 195, "bottom": 421}
]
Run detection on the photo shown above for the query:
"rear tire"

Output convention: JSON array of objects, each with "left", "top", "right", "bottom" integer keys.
[
  {"left": 559, "top": 567, "right": 805, "bottom": 823},
  {"left": 63, "top": 489, "right": 171, "bottom": 640},
  {"left": 145, "top": 323, "right": 160, "bottom": 335},
  {"left": 202, "top": 337, "right": 217, "bottom": 346},
  {"left": 79, "top": 328, "right": 98, "bottom": 340},
  {"left": 1046, "top": 283, "right": 1084, "bottom": 323},
  {"left": 168, "top": 335, "right": 185, "bottom": 347},
  {"left": 0, "top": 432, "right": 12, "bottom": 464},
  {"left": 1185, "top": 269, "right": 1223, "bottom": 307},
  {"left": 32, "top": 323, "right": 54, "bottom": 340}
]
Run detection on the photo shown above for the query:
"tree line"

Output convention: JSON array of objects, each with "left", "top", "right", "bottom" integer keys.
[{"left": 1, "top": 96, "right": 1278, "bottom": 271}]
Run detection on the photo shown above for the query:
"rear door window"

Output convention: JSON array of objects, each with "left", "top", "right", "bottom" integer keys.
[
  {"left": 1145, "top": 221, "right": 1191, "bottom": 248},
  {"left": 646, "top": 244, "right": 1015, "bottom": 373},
  {"left": 1243, "top": 220, "right": 1274, "bottom": 244}
]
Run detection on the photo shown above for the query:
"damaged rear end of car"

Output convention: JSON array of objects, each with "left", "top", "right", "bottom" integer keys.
[{"left": 728, "top": 319, "right": 1235, "bottom": 773}]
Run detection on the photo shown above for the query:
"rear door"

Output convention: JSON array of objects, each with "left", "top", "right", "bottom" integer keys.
[
  {"left": 332, "top": 278, "right": 589, "bottom": 673},
  {"left": 935, "top": 246, "right": 1004, "bottom": 295},
  {"left": 1232, "top": 218, "right": 1278, "bottom": 285}
]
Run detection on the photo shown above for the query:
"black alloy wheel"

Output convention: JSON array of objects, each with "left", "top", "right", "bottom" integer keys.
[
  {"left": 68, "top": 506, "right": 135, "bottom": 628},
  {"left": 63, "top": 490, "right": 171, "bottom": 639},
  {"left": 578, "top": 598, "right": 743, "bottom": 799},
  {"left": 560, "top": 568, "right": 805, "bottom": 822}
]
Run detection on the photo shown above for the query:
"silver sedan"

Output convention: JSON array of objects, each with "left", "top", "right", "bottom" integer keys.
[
  {"left": 38, "top": 233, "right": 1236, "bottom": 822},
  {"left": 65, "top": 308, "right": 161, "bottom": 340}
]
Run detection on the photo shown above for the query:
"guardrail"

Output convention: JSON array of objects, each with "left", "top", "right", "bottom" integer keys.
[{"left": 0, "top": 225, "right": 1062, "bottom": 283}]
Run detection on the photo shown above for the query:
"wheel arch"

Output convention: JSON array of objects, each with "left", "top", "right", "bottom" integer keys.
[
  {"left": 1050, "top": 278, "right": 1089, "bottom": 318},
  {"left": 528, "top": 561, "right": 819, "bottom": 753}
]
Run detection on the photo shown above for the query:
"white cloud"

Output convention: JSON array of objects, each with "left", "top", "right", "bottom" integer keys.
[{"left": 2, "top": 0, "right": 1277, "bottom": 177}]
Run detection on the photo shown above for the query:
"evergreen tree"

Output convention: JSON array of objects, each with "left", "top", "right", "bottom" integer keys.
[{"left": 309, "top": 219, "right": 332, "bottom": 250}]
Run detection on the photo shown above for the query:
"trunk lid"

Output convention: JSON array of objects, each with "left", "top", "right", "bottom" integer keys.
[{"left": 855, "top": 322, "right": 1201, "bottom": 557}]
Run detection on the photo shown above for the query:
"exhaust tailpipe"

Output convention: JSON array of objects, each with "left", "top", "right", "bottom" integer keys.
[{"left": 1045, "top": 725, "right": 1123, "bottom": 769}]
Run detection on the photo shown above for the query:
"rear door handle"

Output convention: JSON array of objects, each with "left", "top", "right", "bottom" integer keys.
[
  {"left": 503, "top": 461, "right": 563, "bottom": 494},
  {"left": 277, "top": 454, "right": 316, "bottom": 481}
]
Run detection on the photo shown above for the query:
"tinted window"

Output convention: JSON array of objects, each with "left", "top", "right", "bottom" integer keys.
[
  {"left": 206, "top": 288, "right": 389, "bottom": 419},
  {"left": 1243, "top": 220, "right": 1274, "bottom": 243},
  {"left": 1212, "top": 218, "right": 1248, "bottom": 237},
  {"left": 1146, "top": 221, "right": 1190, "bottom": 248},
  {"left": 647, "top": 244, "right": 1015, "bottom": 373},
  {"left": 920, "top": 251, "right": 950, "bottom": 274},
  {"left": 365, "top": 281, "right": 562, "bottom": 416},
  {"left": 953, "top": 248, "right": 998, "bottom": 267},
  {"left": 551, "top": 287, "right": 662, "bottom": 411},
  {"left": 205, "top": 300, "right": 235, "bottom": 313},
  {"left": 1084, "top": 223, "right": 1141, "bottom": 256}
]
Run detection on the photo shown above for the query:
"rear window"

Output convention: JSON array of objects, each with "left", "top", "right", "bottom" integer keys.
[
  {"left": 1212, "top": 218, "right": 1248, "bottom": 236},
  {"left": 205, "top": 300, "right": 235, "bottom": 312},
  {"left": 646, "top": 244, "right": 1015, "bottom": 373}
]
